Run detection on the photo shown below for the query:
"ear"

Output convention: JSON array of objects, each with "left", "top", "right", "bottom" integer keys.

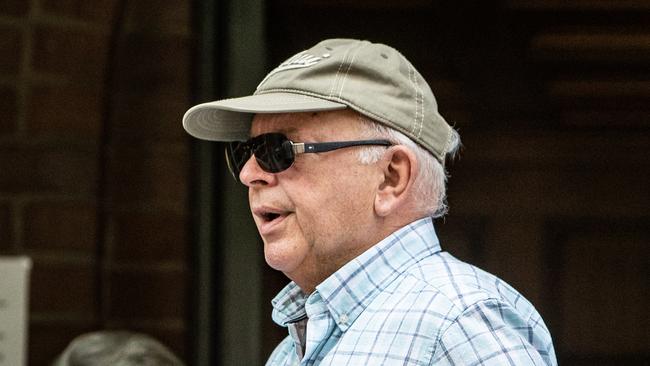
[{"left": 374, "top": 146, "right": 418, "bottom": 217}]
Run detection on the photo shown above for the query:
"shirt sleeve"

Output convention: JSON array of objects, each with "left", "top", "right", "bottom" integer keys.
[{"left": 430, "top": 299, "right": 553, "bottom": 366}]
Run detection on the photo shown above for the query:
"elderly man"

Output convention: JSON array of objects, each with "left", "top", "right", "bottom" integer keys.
[{"left": 183, "top": 39, "right": 556, "bottom": 365}]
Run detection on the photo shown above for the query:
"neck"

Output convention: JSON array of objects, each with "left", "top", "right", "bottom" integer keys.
[{"left": 289, "top": 214, "right": 423, "bottom": 294}]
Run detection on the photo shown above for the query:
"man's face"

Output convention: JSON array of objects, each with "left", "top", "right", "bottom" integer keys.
[{"left": 240, "top": 110, "right": 383, "bottom": 291}]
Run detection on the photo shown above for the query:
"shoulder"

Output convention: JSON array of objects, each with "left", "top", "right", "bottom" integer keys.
[
  {"left": 362, "top": 252, "right": 511, "bottom": 343},
  {"left": 397, "top": 253, "right": 556, "bottom": 365},
  {"left": 430, "top": 298, "right": 556, "bottom": 365},
  {"left": 404, "top": 251, "right": 537, "bottom": 317}
]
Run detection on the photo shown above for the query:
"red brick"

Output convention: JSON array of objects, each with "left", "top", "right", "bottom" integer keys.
[
  {"left": 0, "top": 85, "right": 18, "bottom": 136},
  {"left": 40, "top": 0, "right": 117, "bottom": 24},
  {"left": 24, "top": 202, "right": 96, "bottom": 251},
  {"left": 108, "top": 145, "right": 188, "bottom": 206},
  {"left": 30, "top": 261, "right": 97, "bottom": 314},
  {"left": 0, "top": 203, "right": 12, "bottom": 250},
  {"left": 0, "top": 25, "right": 23, "bottom": 74},
  {"left": 31, "top": 25, "right": 108, "bottom": 81},
  {"left": 113, "top": 210, "right": 187, "bottom": 262},
  {"left": 26, "top": 82, "right": 102, "bottom": 138},
  {"left": 111, "top": 34, "right": 190, "bottom": 142},
  {"left": 0, "top": 147, "right": 97, "bottom": 195},
  {"left": 0, "top": 0, "right": 29, "bottom": 16},
  {"left": 108, "top": 269, "right": 186, "bottom": 319},
  {"left": 29, "top": 322, "right": 96, "bottom": 366}
]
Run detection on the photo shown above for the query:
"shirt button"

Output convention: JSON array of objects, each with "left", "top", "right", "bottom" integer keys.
[{"left": 338, "top": 314, "right": 349, "bottom": 325}]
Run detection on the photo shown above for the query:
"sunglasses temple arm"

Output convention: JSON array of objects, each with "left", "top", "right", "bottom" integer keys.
[{"left": 298, "top": 140, "right": 391, "bottom": 154}]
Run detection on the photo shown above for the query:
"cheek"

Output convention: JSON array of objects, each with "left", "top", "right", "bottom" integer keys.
[
  {"left": 290, "top": 183, "right": 339, "bottom": 241},
  {"left": 286, "top": 161, "right": 377, "bottom": 244},
  {"left": 295, "top": 182, "right": 368, "bottom": 243}
]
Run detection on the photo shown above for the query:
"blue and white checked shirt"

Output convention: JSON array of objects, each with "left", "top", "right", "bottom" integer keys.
[{"left": 267, "top": 218, "right": 557, "bottom": 366}]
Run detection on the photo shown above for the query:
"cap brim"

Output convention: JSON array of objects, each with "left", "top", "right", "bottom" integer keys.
[{"left": 182, "top": 92, "right": 347, "bottom": 141}]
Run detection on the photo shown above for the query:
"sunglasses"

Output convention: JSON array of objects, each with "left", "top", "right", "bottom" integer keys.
[{"left": 225, "top": 133, "right": 392, "bottom": 181}]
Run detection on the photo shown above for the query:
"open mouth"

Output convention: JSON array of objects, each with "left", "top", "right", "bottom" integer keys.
[
  {"left": 254, "top": 207, "right": 290, "bottom": 224},
  {"left": 261, "top": 212, "right": 282, "bottom": 222},
  {"left": 254, "top": 207, "right": 291, "bottom": 235}
]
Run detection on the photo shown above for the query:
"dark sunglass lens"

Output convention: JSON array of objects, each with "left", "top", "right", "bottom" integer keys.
[
  {"left": 255, "top": 133, "right": 294, "bottom": 173},
  {"left": 225, "top": 141, "right": 251, "bottom": 179}
]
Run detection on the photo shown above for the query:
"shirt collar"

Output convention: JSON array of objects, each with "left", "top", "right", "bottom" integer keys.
[
  {"left": 271, "top": 217, "right": 441, "bottom": 330},
  {"left": 272, "top": 282, "right": 308, "bottom": 326}
]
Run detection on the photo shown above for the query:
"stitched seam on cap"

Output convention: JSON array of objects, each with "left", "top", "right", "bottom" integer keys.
[
  {"left": 337, "top": 42, "right": 365, "bottom": 98},
  {"left": 407, "top": 63, "right": 417, "bottom": 135},
  {"left": 261, "top": 88, "right": 392, "bottom": 125},
  {"left": 418, "top": 78, "right": 425, "bottom": 137},
  {"left": 408, "top": 64, "right": 424, "bottom": 139},
  {"left": 329, "top": 47, "right": 352, "bottom": 98},
  {"left": 415, "top": 69, "right": 424, "bottom": 139}
]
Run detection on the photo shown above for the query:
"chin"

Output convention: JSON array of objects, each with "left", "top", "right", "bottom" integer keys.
[
  {"left": 264, "top": 255, "right": 287, "bottom": 271},
  {"left": 263, "top": 242, "right": 303, "bottom": 273}
]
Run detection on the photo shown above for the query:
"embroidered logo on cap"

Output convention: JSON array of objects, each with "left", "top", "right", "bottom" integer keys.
[
  {"left": 257, "top": 51, "right": 329, "bottom": 89},
  {"left": 278, "top": 52, "right": 322, "bottom": 70}
]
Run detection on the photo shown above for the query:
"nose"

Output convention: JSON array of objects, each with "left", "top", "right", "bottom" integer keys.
[{"left": 239, "top": 155, "right": 277, "bottom": 187}]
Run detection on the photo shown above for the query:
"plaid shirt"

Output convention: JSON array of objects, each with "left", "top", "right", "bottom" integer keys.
[{"left": 267, "top": 218, "right": 557, "bottom": 366}]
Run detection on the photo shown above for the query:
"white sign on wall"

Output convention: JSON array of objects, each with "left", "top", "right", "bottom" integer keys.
[{"left": 0, "top": 257, "right": 32, "bottom": 366}]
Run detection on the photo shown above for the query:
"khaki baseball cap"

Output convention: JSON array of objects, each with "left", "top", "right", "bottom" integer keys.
[{"left": 182, "top": 38, "right": 453, "bottom": 162}]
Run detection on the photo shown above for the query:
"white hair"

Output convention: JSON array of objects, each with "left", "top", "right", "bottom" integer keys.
[
  {"left": 52, "top": 331, "right": 185, "bottom": 366},
  {"left": 356, "top": 115, "right": 461, "bottom": 218}
]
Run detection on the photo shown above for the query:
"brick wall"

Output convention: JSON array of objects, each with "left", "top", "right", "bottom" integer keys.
[{"left": 0, "top": 0, "right": 192, "bottom": 364}]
